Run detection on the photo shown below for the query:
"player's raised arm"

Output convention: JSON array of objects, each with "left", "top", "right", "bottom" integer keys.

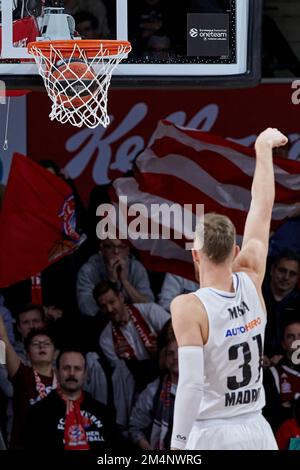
[{"left": 233, "top": 128, "right": 288, "bottom": 286}]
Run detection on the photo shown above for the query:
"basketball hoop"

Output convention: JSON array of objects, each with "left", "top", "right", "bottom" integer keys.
[{"left": 27, "top": 39, "right": 131, "bottom": 128}]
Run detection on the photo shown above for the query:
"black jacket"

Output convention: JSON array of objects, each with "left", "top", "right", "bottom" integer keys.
[{"left": 25, "top": 390, "right": 117, "bottom": 451}]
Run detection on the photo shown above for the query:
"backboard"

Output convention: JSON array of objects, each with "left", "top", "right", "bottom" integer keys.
[{"left": 0, "top": 0, "right": 263, "bottom": 88}]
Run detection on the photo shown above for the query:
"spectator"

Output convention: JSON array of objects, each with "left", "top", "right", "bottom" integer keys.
[
  {"left": 74, "top": 11, "right": 99, "bottom": 39},
  {"left": 0, "top": 319, "right": 57, "bottom": 449},
  {"left": 0, "top": 304, "right": 45, "bottom": 446},
  {"left": 96, "top": 281, "right": 169, "bottom": 362},
  {"left": 263, "top": 250, "right": 300, "bottom": 361},
  {"left": 0, "top": 363, "right": 13, "bottom": 448},
  {"left": 144, "top": 34, "right": 173, "bottom": 60},
  {"left": 84, "top": 350, "right": 136, "bottom": 436},
  {"left": 77, "top": 239, "right": 154, "bottom": 316},
  {"left": 25, "top": 349, "right": 117, "bottom": 450},
  {"left": 95, "top": 281, "right": 169, "bottom": 393},
  {"left": 83, "top": 351, "right": 111, "bottom": 407},
  {"left": 276, "top": 397, "right": 300, "bottom": 450},
  {"left": 129, "top": 0, "right": 173, "bottom": 56},
  {"left": 129, "top": 337, "right": 178, "bottom": 450},
  {"left": 131, "top": 0, "right": 168, "bottom": 39},
  {"left": 0, "top": 296, "right": 15, "bottom": 446},
  {"left": 156, "top": 318, "right": 176, "bottom": 370},
  {"left": 158, "top": 273, "right": 198, "bottom": 312},
  {"left": 264, "top": 319, "right": 300, "bottom": 431},
  {"left": 14, "top": 304, "right": 45, "bottom": 364},
  {"left": 0, "top": 295, "right": 15, "bottom": 345},
  {"left": 64, "top": 0, "right": 111, "bottom": 38}
]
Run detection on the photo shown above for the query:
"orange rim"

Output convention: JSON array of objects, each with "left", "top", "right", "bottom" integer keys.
[{"left": 27, "top": 39, "right": 131, "bottom": 59}]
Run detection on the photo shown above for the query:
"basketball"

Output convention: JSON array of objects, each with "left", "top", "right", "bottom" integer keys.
[{"left": 51, "top": 59, "right": 97, "bottom": 108}]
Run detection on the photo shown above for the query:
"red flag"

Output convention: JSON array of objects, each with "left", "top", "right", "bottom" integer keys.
[
  {"left": 111, "top": 120, "right": 300, "bottom": 280},
  {"left": 0, "top": 153, "right": 86, "bottom": 287}
]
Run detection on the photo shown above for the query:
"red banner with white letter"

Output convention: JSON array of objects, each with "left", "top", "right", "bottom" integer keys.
[{"left": 27, "top": 82, "right": 300, "bottom": 205}]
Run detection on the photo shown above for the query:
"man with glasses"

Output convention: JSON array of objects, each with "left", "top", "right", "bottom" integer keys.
[
  {"left": 77, "top": 238, "right": 154, "bottom": 316},
  {"left": 0, "top": 317, "right": 56, "bottom": 448}
]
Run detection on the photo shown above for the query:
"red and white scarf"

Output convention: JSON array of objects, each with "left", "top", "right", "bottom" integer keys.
[
  {"left": 33, "top": 368, "right": 57, "bottom": 399},
  {"left": 150, "top": 375, "right": 174, "bottom": 450},
  {"left": 112, "top": 305, "right": 156, "bottom": 359},
  {"left": 57, "top": 388, "right": 90, "bottom": 450}
]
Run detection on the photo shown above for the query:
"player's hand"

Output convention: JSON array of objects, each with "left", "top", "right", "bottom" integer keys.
[{"left": 255, "top": 128, "right": 288, "bottom": 149}]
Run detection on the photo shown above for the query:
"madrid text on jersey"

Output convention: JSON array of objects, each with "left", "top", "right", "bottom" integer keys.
[{"left": 225, "top": 387, "right": 261, "bottom": 407}]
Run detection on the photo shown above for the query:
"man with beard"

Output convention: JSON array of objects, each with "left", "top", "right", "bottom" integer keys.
[{"left": 25, "top": 349, "right": 117, "bottom": 450}]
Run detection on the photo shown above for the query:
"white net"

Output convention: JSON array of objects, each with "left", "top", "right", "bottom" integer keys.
[{"left": 28, "top": 41, "right": 131, "bottom": 128}]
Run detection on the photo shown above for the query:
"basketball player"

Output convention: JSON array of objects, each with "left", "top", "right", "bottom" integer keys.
[{"left": 170, "top": 128, "right": 288, "bottom": 450}]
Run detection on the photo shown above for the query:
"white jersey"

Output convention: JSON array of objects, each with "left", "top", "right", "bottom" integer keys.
[{"left": 193, "top": 272, "right": 266, "bottom": 420}]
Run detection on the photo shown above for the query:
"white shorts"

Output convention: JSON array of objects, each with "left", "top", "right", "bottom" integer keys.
[{"left": 186, "top": 412, "right": 278, "bottom": 450}]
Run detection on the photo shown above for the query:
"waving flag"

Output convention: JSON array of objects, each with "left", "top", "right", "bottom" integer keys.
[
  {"left": 0, "top": 153, "right": 86, "bottom": 288},
  {"left": 111, "top": 120, "right": 300, "bottom": 280}
]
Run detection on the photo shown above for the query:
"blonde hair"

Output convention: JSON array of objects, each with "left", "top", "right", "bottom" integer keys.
[{"left": 194, "top": 212, "right": 235, "bottom": 264}]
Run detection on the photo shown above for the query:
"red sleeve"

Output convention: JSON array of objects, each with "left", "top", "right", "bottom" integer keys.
[{"left": 10, "top": 362, "right": 30, "bottom": 384}]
